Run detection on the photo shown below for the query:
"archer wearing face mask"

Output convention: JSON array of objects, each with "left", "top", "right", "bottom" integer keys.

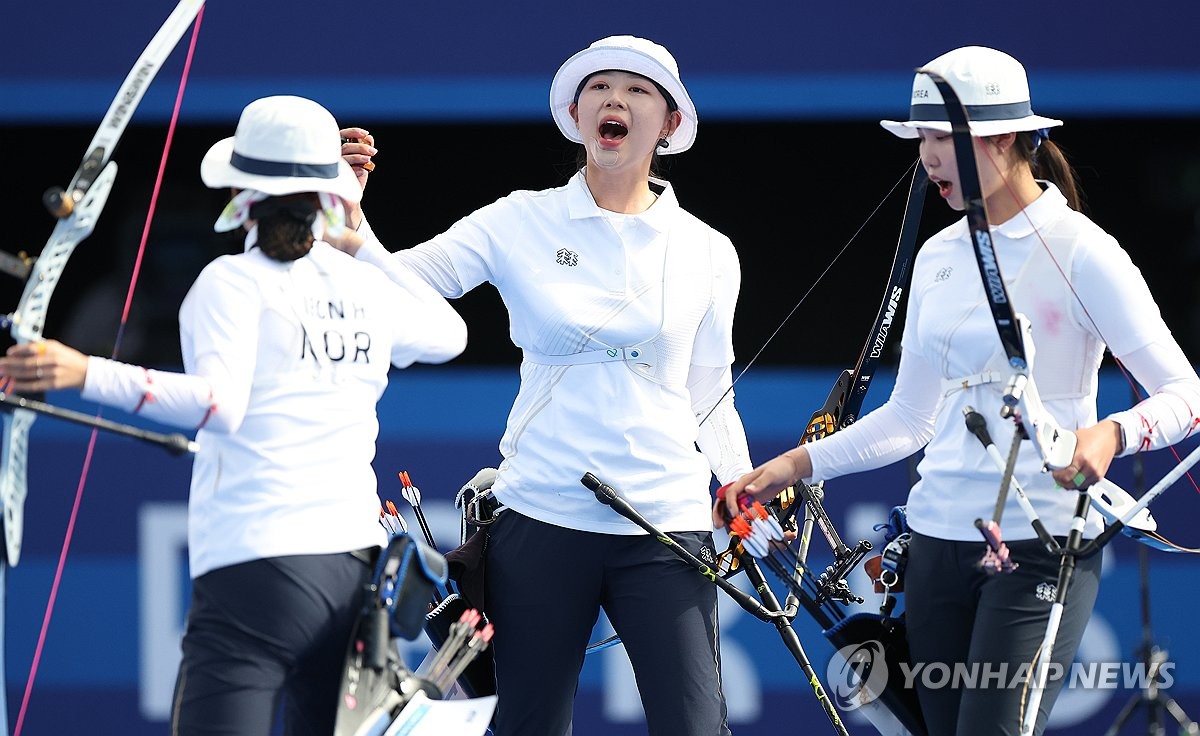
[{"left": 716, "top": 46, "right": 1200, "bottom": 736}]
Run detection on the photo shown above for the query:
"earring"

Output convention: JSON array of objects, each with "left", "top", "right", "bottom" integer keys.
[{"left": 657, "top": 137, "right": 669, "bottom": 149}]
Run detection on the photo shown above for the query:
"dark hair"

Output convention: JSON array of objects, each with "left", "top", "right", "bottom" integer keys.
[
  {"left": 573, "top": 70, "right": 678, "bottom": 112},
  {"left": 1013, "top": 132, "right": 1083, "bottom": 211},
  {"left": 249, "top": 193, "right": 320, "bottom": 261}
]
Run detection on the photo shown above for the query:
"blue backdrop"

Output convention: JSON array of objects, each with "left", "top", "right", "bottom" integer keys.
[
  {"left": 3, "top": 367, "right": 1197, "bottom": 735},
  {"left": 3, "top": 0, "right": 1200, "bottom": 123}
]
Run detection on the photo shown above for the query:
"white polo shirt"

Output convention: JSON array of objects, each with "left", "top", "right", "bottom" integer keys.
[
  {"left": 83, "top": 241, "right": 467, "bottom": 577},
  {"left": 805, "top": 184, "right": 1200, "bottom": 540},
  {"left": 357, "top": 170, "right": 748, "bottom": 534}
]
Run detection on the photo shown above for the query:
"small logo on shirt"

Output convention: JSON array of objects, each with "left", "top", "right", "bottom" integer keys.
[
  {"left": 556, "top": 248, "right": 579, "bottom": 267},
  {"left": 1035, "top": 581, "right": 1057, "bottom": 602},
  {"left": 935, "top": 267, "right": 953, "bottom": 282},
  {"left": 699, "top": 545, "right": 716, "bottom": 564}
]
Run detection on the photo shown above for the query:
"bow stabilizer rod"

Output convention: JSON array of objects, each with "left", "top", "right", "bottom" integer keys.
[{"left": 0, "top": 391, "right": 196, "bottom": 456}]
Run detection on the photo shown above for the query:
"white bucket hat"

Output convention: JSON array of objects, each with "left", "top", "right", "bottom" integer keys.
[
  {"left": 549, "top": 35, "right": 697, "bottom": 154},
  {"left": 201, "top": 95, "right": 362, "bottom": 203},
  {"left": 880, "top": 46, "right": 1063, "bottom": 139}
]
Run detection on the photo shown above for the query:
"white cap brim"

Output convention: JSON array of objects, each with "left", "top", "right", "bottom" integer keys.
[{"left": 880, "top": 114, "right": 1064, "bottom": 139}]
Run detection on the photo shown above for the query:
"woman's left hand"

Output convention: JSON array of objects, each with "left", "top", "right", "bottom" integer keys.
[
  {"left": 1052, "top": 419, "right": 1123, "bottom": 490},
  {"left": 339, "top": 127, "right": 377, "bottom": 186},
  {"left": 0, "top": 339, "right": 89, "bottom": 394}
]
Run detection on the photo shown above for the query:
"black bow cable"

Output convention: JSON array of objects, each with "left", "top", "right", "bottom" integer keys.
[
  {"left": 761, "top": 163, "right": 928, "bottom": 619},
  {"left": 715, "top": 163, "right": 929, "bottom": 580},
  {"left": 582, "top": 472, "right": 850, "bottom": 736},
  {"left": 697, "top": 160, "right": 926, "bottom": 430}
]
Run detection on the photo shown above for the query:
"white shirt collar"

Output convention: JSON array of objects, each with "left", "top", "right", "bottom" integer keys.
[
  {"left": 940, "top": 180, "right": 1068, "bottom": 243},
  {"left": 565, "top": 169, "right": 678, "bottom": 234},
  {"left": 991, "top": 181, "right": 1068, "bottom": 239}
]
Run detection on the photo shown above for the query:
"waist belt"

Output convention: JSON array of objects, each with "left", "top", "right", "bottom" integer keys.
[
  {"left": 523, "top": 343, "right": 659, "bottom": 382},
  {"left": 941, "top": 369, "right": 1003, "bottom": 396},
  {"left": 523, "top": 343, "right": 656, "bottom": 368}
]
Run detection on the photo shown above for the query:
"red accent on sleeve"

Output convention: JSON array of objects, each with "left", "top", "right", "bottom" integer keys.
[
  {"left": 132, "top": 369, "right": 155, "bottom": 413},
  {"left": 195, "top": 389, "right": 217, "bottom": 431}
]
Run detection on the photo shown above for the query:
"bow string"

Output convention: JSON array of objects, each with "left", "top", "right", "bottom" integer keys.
[
  {"left": 715, "top": 162, "right": 929, "bottom": 591},
  {"left": 2, "top": 3, "right": 205, "bottom": 734}
]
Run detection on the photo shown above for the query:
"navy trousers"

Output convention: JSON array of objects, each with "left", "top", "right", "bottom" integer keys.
[
  {"left": 485, "top": 511, "right": 732, "bottom": 736},
  {"left": 904, "top": 531, "right": 1101, "bottom": 736},
  {"left": 170, "top": 551, "right": 372, "bottom": 736}
]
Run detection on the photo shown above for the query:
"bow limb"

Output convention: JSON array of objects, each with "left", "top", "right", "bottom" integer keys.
[
  {"left": 921, "top": 71, "right": 1078, "bottom": 470},
  {"left": 2, "top": 3, "right": 205, "bottom": 734},
  {"left": 43, "top": 0, "right": 207, "bottom": 218},
  {"left": 716, "top": 165, "right": 929, "bottom": 602},
  {"left": 774, "top": 163, "right": 928, "bottom": 606},
  {"left": 1, "top": 0, "right": 204, "bottom": 565},
  {"left": 0, "top": 163, "right": 117, "bottom": 567},
  {"left": 785, "top": 164, "right": 929, "bottom": 517},
  {"left": 825, "top": 163, "right": 929, "bottom": 433},
  {"left": 708, "top": 163, "right": 923, "bottom": 579}
]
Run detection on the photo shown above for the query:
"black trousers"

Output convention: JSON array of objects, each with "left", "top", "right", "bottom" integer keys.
[
  {"left": 170, "top": 551, "right": 372, "bottom": 736},
  {"left": 904, "top": 531, "right": 1102, "bottom": 736},
  {"left": 485, "top": 511, "right": 732, "bottom": 736}
]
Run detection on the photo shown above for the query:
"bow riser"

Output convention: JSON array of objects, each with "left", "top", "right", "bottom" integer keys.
[
  {"left": 8, "top": 163, "right": 117, "bottom": 343},
  {"left": 0, "top": 161, "right": 117, "bottom": 567}
]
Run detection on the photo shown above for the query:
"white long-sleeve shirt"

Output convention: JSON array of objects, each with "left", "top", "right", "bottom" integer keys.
[
  {"left": 82, "top": 241, "right": 467, "bottom": 577},
  {"left": 804, "top": 183, "right": 1200, "bottom": 540},
  {"left": 357, "top": 171, "right": 752, "bottom": 534}
]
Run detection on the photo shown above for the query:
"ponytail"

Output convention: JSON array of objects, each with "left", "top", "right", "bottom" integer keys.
[
  {"left": 1015, "top": 133, "right": 1083, "bottom": 212},
  {"left": 249, "top": 194, "right": 319, "bottom": 262}
]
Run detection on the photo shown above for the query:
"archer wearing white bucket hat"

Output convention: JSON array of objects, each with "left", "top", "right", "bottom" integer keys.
[
  {"left": 201, "top": 95, "right": 366, "bottom": 255},
  {"left": 549, "top": 34, "right": 698, "bottom": 153},
  {"left": 880, "top": 46, "right": 1063, "bottom": 139},
  {"left": 0, "top": 94, "right": 467, "bottom": 735},
  {"left": 719, "top": 45, "right": 1200, "bottom": 736},
  {"left": 201, "top": 94, "right": 362, "bottom": 202},
  {"left": 339, "top": 34, "right": 748, "bottom": 736}
]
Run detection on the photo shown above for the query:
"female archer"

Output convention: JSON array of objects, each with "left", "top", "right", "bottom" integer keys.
[
  {"left": 337, "top": 35, "right": 753, "bottom": 736},
  {"left": 717, "top": 46, "right": 1200, "bottom": 736},
  {"left": 0, "top": 95, "right": 467, "bottom": 735}
]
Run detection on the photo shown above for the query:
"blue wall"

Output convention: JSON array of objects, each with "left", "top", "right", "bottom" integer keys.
[
  {"left": 4, "top": 0, "right": 1200, "bottom": 123},
  {"left": 3, "top": 367, "right": 1197, "bottom": 734}
]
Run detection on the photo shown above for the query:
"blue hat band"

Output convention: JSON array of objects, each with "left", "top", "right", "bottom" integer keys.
[
  {"left": 908, "top": 99, "right": 1034, "bottom": 123},
  {"left": 230, "top": 152, "right": 339, "bottom": 179}
]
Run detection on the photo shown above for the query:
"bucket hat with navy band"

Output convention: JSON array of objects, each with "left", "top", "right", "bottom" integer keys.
[
  {"left": 201, "top": 95, "right": 362, "bottom": 203},
  {"left": 550, "top": 35, "right": 698, "bottom": 154},
  {"left": 880, "top": 46, "right": 1063, "bottom": 139}
]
